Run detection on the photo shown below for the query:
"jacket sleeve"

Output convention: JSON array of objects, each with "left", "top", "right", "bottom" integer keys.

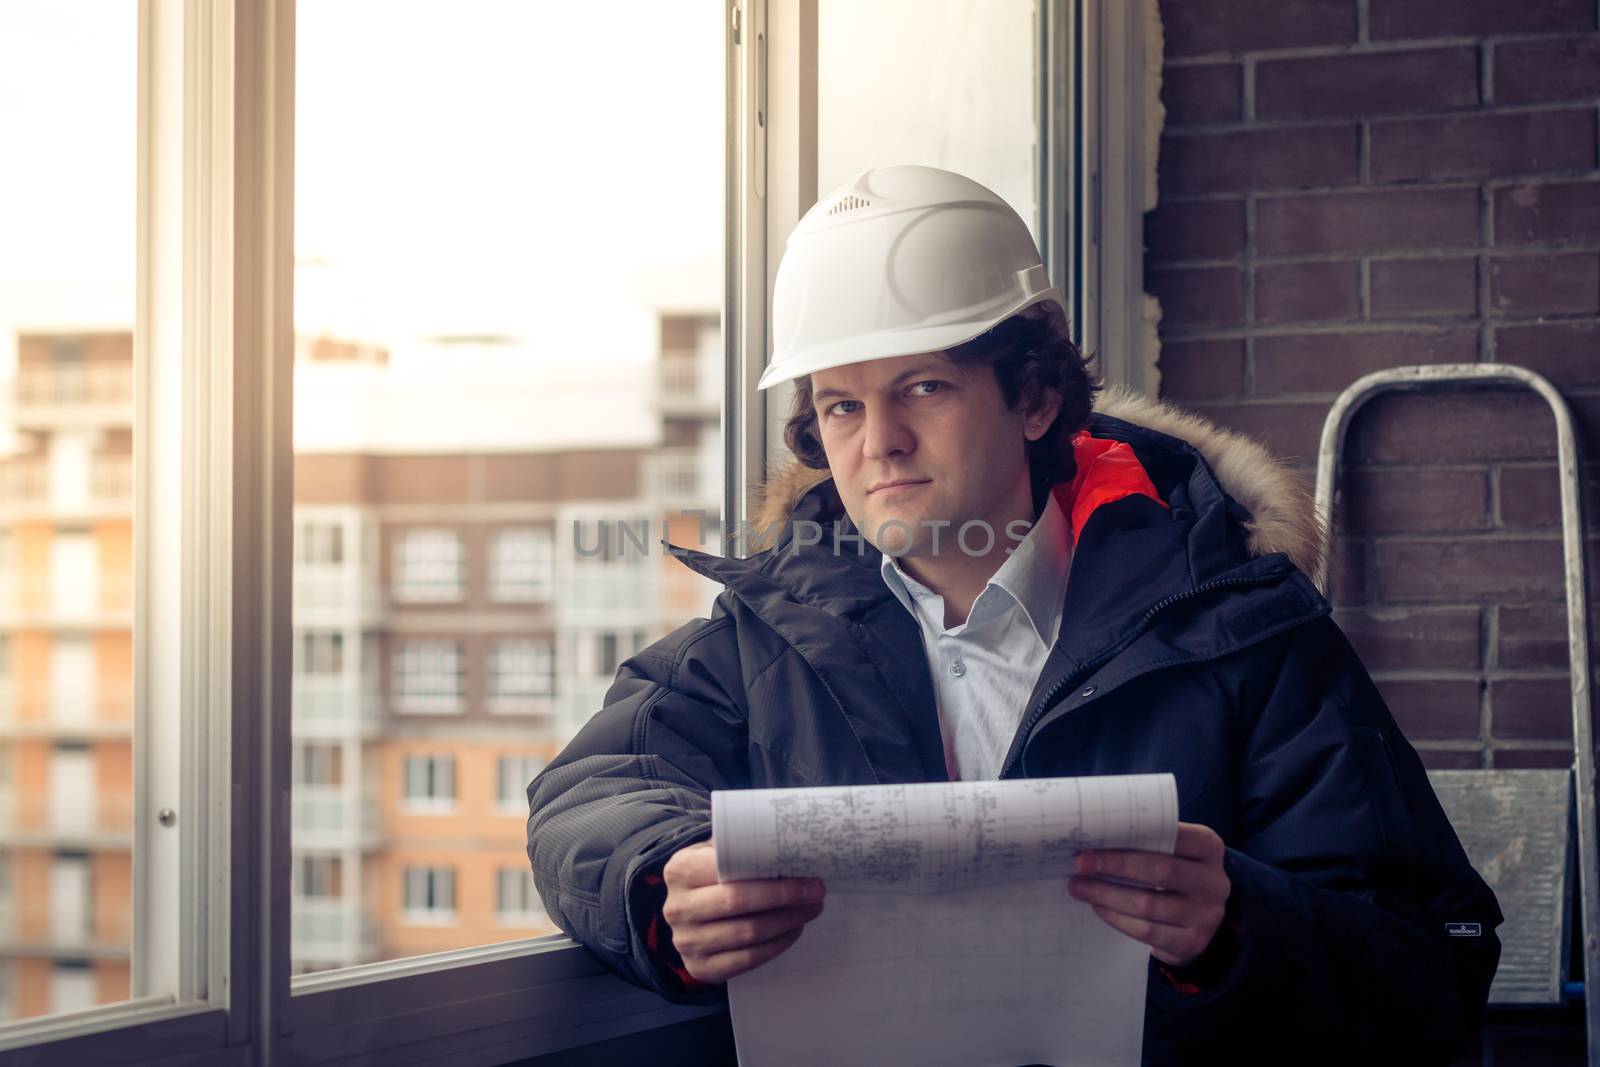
[
  {"left": 1145, "top": 613, "right": 1504, "bottom": 1065},
  {"left": 524, "top": 597, "right": 749, "bottom": 1005}
]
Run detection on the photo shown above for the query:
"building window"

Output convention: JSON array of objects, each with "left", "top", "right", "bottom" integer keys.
[
  {"left": 296, "top": 521, "right": 345, "bottom": 565},
  {"left": 296, "top": 631, "right": 345, "bottom": 676},
  {"left": 401, "top": 866, "right": 455, "bottom": 924},
  {"left": 294, "top": 743, "right": 342, "bottom": 787},
  {"left": 50, "top": 960, "right": 96, "bottom": 1015},
  {"left": 400, "top": 754, "right": 455, "bottom": 813},
  {"left": 392, "top": 528, "right": 464, "bottom": 603},
  {"left": 494, "top": 867, "right": 546, "bottom": 926},
  {"left": 297, "top": 855, "right": 341, "bottom": 899},
  {"left": 392, "top": 639, "right": 464, "bottom": 714},
  {"left": 487, "top": 639, "right": 554, "bottom": 713},
  {"left": 489, "top": 527, "right": 553, "bottom": 603},
  {"left": 495, "top": 754, "right": 546, "bottom": 814}
]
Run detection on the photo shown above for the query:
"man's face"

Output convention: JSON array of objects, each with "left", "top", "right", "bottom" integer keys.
[{"left": 811, "top": 351, "right": 1053, "bottom": 561}]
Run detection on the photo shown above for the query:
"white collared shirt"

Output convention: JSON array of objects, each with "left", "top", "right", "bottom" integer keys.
[{"left": 879, "top": 491, "right": 1074, "bottom": 781}]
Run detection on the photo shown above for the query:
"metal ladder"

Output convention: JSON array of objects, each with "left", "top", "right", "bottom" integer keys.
[{"left": 1312, "top": 364, "right": 1599, "bottom": 1064}]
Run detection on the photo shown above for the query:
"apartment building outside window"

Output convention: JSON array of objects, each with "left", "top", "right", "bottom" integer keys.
[
  {"left": 401, "top": 866, "right": 455, "bottom": 925},
  {"left": 494, "top": 867, "right": 545, "bottom": 926},
  {"left": 392, "top": 639, "right": 464, "bottom": 713},
  {"left": 49, "top": 961, "right": 94, "bottom": 1016},
  {"left": 297, "top": 631, "right": 344, "bottom": 676},
  {"left": 296, "top": 521, "right": 344, "bottom": 565},
  {"left": 489, "top": 527, "right": 553, "bottom": 603},
  {"left": 297, "top": 856, "right": 341, "bottom": 899},
  {"left": 488, "top": 639, "right": 554, "bottom": 713},
  {"left": 495, "top": 754, "right": 545, "bottom": 815},
  {"left": 294, "top": 743, "right": 342, "bottom": 787},
  {"left": 400, "top": 754, "right": 455, "bottom": 814},
  {"left": 392, "top": 529, "right": 464, "bottom": 603}
]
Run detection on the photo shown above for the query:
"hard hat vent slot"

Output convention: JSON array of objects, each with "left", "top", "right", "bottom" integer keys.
[{"left": 827, "top": 195, "right": 872, "bottom": 216}]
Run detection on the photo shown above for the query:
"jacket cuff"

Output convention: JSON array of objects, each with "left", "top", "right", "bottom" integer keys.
[
  {"left": 1156, "top": 911, "right": 1243, "bottom": 995},
  {"left": 634, "top": 863, "right": 716, "bottom": 993}
]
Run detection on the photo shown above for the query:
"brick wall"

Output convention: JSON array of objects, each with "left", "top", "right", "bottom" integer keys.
[{"left": 1150, "top": 2, "right": 1598, "bottom": 1060}]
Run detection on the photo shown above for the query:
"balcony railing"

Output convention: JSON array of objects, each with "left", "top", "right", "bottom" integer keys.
[
  {"left": 292, "top": 786, "right": 380, "bottom": 848},
  {"left": 0, "top": 793, "right": 135, "bottom": 846},
  {"left": 291, "top": 899, "right": 380, "bottom": 964},
  {"left": 293, "top": 679, "right": 381, "bottom": 737},
  {"left": 14, "top": 364, "right": 134, "bottom": 412}
]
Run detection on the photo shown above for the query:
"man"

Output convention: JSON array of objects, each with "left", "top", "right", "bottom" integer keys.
[{"left": 526, "top": 165, "right": 1502, "bottom": 1064}]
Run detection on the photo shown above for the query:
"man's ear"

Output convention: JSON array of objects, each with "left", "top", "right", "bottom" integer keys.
[{"left": 1023, "top": 386, "right": 1065, "bottom": 442}]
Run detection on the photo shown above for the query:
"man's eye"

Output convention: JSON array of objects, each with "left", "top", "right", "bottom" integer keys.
[
  {"left": 910, "top": 381, "right": 943, "bottom": 396},
  {"left": 826, "top": 400, "right": 858, "bottom": 417}
]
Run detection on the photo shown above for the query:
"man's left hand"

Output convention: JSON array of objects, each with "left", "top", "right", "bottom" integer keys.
[{"left": 1067, "top": 821, "right": 1231, "bottom": 968}]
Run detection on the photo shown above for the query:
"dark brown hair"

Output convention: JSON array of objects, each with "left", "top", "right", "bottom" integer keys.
[{"left": 782, "top": 304, "right": 1100, "bottom": 512}]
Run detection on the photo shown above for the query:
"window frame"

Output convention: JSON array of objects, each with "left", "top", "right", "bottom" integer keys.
[{"left": 7, "top": 0, "right": 1149, "bottom": 1061}]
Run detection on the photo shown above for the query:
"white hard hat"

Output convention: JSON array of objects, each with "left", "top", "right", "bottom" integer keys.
[{"left": 758, "top": 164, "right": 1066, "bottom": 391}]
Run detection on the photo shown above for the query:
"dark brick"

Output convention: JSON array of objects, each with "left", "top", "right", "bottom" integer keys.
[
  {"left": 1161, "top": 0, "right": 1356, "bottom": 57},
  {"left": 1156, "top": 338, "right": 1246, "bottom": 399},
  {"left": 1370, "top": 257, "right": 1479, "bottom": 318},
  {"left": 1145, "top": 199, "right": 1246, "bottom": 263},
  {"left": 1253, "top": 328, "right": 1477, "bottom": 395},
  {"left": 1160, "top": 125, "right": 1361, "bottom": 196},
  {"left": 1161, "top": 64, "right": 1242, "bottom": 125},
  {"left": 1492, "top": 747, "right": 1576, "bottom": 769},
  {"left": 1370, "top": 109, "right": 1597, "bottom": 183},
  {"left": 1376, "top": 537, "right": 1565, "bottom": 600},
  {"left": 1328, "top": 536, "right": 1367, "bottom": 605},
  {"left": 1375, "top": 678, "right": 1482, "bottom": 741},
  {"left": 1255, "top": 187, "right": 1479, "bottom": 257},
  {"left": 1256, "top": 48, "right": 1478, "bottom": 120},
  {"left": 1182, "top": 400, "right": 1332, "bottom": 464},
  {"left": 1490, "top": 253, "right": 1600, "bottom": 316},
  {"left": 1333, "top": 606, "right": 1481, "bottom": 670},
  {"left": 1371, "top": 0, "right": 1594, "bottom": 40},
  {"left": 1490, "top": 678, "right": 1575, "bottom": 740},
  {"left": 1496, "top": 36, "right": 1600, "bottom": 104},
  {"left": 1498, "top": 464, "right": 1600, "bottom": 535},
  {"left": 1418, "top": 748, "right": 1484, "bottom": 769},
  {"left": 1495, "top": 181, "right": 1600, "bottom": 246},
  {"left": 1255, "top": 261, "right": 1360, "bottom": 323},
  {"left": 1358, "top": 393, "right": 1557, "bottom": 463},
  {"left": 1147, "top": 266, "right": 1246, "bottom": 327},
  {"left": 1345, "top": 467, "right": 1488, "bottom": 532},
  {"left": 1498, "top": 603, "right": 1600, "bottom": 668},
  {"left": 1493, "top": 321, "right": 1600, "bottom": 386}
]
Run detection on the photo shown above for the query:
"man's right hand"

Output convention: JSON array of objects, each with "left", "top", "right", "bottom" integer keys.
[{"left": 660, "top": 837, "right": 827, "bottom": 984}]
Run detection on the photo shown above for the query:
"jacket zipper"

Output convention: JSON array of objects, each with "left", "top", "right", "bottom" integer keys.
[{"left": 998, "top": 568, "right": 1291, "bottom": 780}]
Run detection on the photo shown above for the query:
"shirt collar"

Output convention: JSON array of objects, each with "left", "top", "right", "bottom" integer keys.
[{"left": 878, "top": 487, "right": 1074, "bottom": 649}]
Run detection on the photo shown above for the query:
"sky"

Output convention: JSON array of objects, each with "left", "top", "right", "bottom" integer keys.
[{"left": 0, "top": 1, "right": 725, "bottom": 367}]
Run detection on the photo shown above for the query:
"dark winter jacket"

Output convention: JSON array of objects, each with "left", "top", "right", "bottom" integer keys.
[{"left": 525, "top": 389, "right": 1503, "bottom": 1065}]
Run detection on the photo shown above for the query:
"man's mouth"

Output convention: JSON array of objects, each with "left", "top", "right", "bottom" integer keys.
[{"left": 868, "top": 479, "right": 931, "bottom": 496}]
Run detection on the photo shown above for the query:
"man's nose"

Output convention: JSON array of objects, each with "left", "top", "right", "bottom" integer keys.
[{"left": 861, "top": 404, "right": 914, "bottom": 460}]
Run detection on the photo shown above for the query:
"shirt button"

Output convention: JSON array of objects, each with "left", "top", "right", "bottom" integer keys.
[
  {"left": 1081, "top": 685, "right": 1096, "bottom": 697},
  {"left": 950, "top": 660, "right": 967, "bottom": 677}
]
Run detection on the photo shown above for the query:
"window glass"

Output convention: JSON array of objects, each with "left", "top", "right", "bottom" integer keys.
[
  {"left": 0, "top": 2, "right": 138, "bottom": 1021},
  {"left": 489, "top": 527, "right": 554, "bottom": 603},
  {"left": 392, "top": 529, "right": 465, "bottom": 604},
  {"left": 400, "top": 754, "right": 455, "bottom": 813},
  {"left": 494, "top": 867, "right": 546, "bottom": 927},
  {"left": 495, "top": 754, "right": 546, "bottom": 814},
  {"left": 292, "top": 0, "right": 723, "bottom": 973},
  {"left": 488, "top": 640, "right": 554, "bottom": 713},
  {"left": 392, "top": 640, "right": 464, "bottom": 715}
]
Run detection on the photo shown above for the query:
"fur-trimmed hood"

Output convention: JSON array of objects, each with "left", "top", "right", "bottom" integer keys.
[{"left": 748, "top": 387, "right": 1325, "bottom": 578}]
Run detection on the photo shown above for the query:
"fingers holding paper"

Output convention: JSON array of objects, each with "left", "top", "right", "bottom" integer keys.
[
  {"left": 661, "top": 836, "right": 829, "bottom": 984},
  {"left": 1065, "top": 820, "right": 1230, "bottom": 968}
]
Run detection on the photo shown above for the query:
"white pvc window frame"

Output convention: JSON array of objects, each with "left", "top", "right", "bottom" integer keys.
[{"left": 3, "top": 1, "right": 1146, "bottom": 1062}]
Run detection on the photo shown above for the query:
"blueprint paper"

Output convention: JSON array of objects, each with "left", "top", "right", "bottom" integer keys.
[{"left": 713, "top": 774, "right": 1178, "bottom": 1067}]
